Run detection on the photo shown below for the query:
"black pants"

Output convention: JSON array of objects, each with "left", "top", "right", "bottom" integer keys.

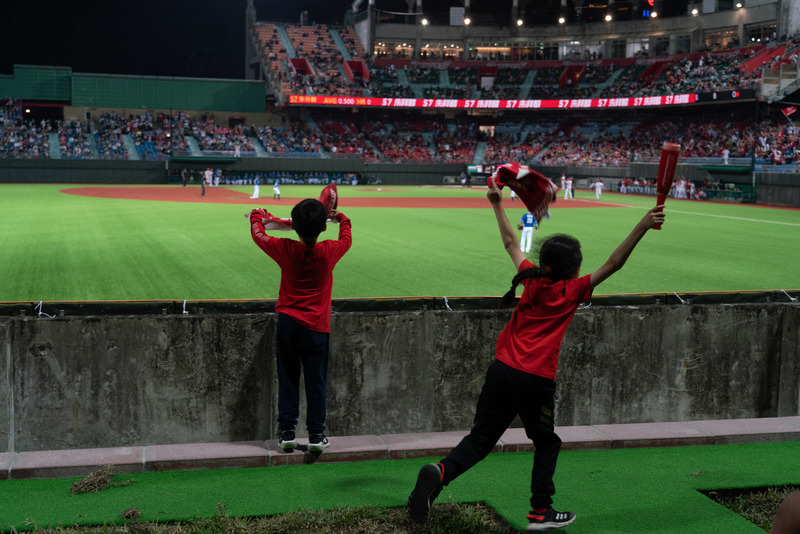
[
  {"left": 440, "top": 359, "right": 562, "bottom": 509},
  {"left": 275, "top": 313, "right": 330, "bottom": 434}
]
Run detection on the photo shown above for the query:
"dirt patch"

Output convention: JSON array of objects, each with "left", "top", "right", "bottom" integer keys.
[{"left": 61, "top": 186, "right": 626, "bottom": 209}]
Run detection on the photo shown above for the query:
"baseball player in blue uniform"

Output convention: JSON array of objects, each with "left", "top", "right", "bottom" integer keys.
[{"left": 518, "top": 211, "right": 538, "bottom": 253}]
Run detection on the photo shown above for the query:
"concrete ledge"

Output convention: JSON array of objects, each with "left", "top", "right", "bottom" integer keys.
[
  {"left": 691, "top": 418, "right": 800, "bottom": 445},
  {"left": 0, "top": 452, "right": 16, "bottom": 480},
  {"left": 145, "top": 441, "right": 268, "bottom": 472},
  {"left": 558, "top": 425, "right": 613, "bottom": 451},
  {"left": 381, "top": 431, "right": 485, "bottom": 460},
  {"left": 4, "top": 417, "right": 800, "bottom": 479},
  {"left": 10, "top": 447, "right": 144, "bottom": 480},
  {"left": 592, "top": 422, "right": 714, "bottom": 449}
]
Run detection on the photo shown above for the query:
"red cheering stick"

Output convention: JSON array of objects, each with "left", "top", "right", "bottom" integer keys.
[{"left": 654, "top": 142, "right": 681, "bottom": 230}]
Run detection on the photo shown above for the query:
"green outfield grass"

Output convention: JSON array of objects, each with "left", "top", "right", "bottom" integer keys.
[{"left": 0, "top": 183, "right": 798, "bottom": 302}]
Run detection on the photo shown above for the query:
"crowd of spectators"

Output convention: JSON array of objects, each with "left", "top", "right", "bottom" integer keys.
[
  {"left": 192, "top": 121, "right": 254, "bottom": 153},
  {"left": 3, "top": 104, "right": 798, "bottom": 167},
  {"left": 255, "top": 23, "right": 800, "bottom": 107},
  {"left": 57, "top": 120, "right": 92, "bottom": 159},
  {"left": 94, "top": 112, "right": 129, "bottom": 160},
  {"left": 0, "top": 98, "right": 51, "bottom": 158},
  {"left": 255, "top": 123, "right": 320, "bottom": 154},
  {"left": 368, "top": 63, "right": 416, "bottom": 98}
]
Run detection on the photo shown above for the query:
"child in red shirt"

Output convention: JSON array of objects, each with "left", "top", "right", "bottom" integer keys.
[
  {"left": 249, "top": 198, "right": 352, "bottom": 452},
  {"left": 408, "top": 181, "right": 665, "bottom": 532}
]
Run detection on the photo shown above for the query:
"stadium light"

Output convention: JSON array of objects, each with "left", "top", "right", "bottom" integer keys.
[
  {"left": 558, "top": 17, "right": 565, "bottom": 24},
  {"left": 517, "top": 19, "right": 523, "bottom": 26},
  {"left": 691, "top": 8, "right": 699, "bottom": 15},
  {"left": 421, "top": 18, "right": 429, "bottom": 25},
  {"left": 735, "top": 2, "right": 742, "bottom": 7},
  {"left": 464, "top": 17, "right": 471, "bottom": 25},
  {"left": 605, "top": 14, "right": 612, "bottom": 22},
  {"left": 651, "top": 11, "right": 658, "bottom": 17}
]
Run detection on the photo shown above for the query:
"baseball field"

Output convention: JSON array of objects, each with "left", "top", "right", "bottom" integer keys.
[{"left": 1, "top": 182, "right": 798, "bottom": 303}]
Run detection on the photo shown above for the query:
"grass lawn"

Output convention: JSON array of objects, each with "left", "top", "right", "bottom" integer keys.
[
  {"left": 1, "top": 441, "right": 798, "bottom": 532},
  {"left": 0, "top": 184, "right": 798, "bottom": 302}
]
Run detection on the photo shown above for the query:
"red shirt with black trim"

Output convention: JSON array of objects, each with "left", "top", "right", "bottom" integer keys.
[
  {"left": 250, "top": 215, "right": 352, "bottom": 333},
  {"left": 495, "top": 259, "right": 592, "bottom": 380}
]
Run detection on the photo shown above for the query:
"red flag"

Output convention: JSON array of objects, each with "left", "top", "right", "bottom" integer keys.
[
  {"left": 488, "top": 163, "right": 559, "bottom": 222},
  {"left": 782, "top": 106, "right": 797, "bottom": 118}
]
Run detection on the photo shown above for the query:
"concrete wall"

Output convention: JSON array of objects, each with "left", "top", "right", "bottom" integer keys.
[{"left": 2, "top": 299, "right": 798, "bottom": 452}]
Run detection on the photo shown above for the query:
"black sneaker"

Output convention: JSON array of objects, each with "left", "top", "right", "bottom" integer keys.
[
  {"left": 407, "top": 463, "right": 444, "bottom": 524},
  {"left": 526, "top": 508, "right": 576, "bottom": 532},
  {"left": 308, "top": 433, "right": 330, "bottom": 452},
  {"left": 278, "top": 429, "right": 297, "bottom": 451}
]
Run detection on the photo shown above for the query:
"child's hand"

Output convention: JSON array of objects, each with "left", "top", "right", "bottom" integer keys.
[
  {"left": 249, "top": 208, "right": 268, "bottom": 223},
  {"left": 487, "top": 179, "right": 502, "bottom": 205},
  {"left": 640, "top": 205, "right": 666, "bottom": 229}
]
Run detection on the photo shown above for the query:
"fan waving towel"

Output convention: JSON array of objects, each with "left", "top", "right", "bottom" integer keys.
[
  {"left": 488, "top": 163, "right": 559, "bottom": 222},
  {"left": 249, "top": 183, "right": 340, "bottom": 231}
]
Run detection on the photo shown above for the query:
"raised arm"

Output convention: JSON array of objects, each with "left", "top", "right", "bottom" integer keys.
[
  {"left": 487, "top": 180, "right": 526, "bottom": 270},
  {"left": 590, "top": 205, "right": 665, "bottom": 288},
  {"left": 249, "top": 208, "right": 272, "bottom": 253}
]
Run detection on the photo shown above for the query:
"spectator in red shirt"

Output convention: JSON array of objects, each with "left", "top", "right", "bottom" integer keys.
[
  {"left": 408, "top": 181, "right": 665, "bottom": 532},
  {"left": 249, "top": 198, "right": 352, "bottom": 453}
]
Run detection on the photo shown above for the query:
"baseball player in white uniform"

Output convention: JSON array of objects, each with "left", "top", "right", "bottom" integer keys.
[{"left": 594, "top": 179, "right": 604, "bottom": 200}]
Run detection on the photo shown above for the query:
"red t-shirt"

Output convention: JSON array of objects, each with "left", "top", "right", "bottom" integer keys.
[
  {"left": 251, "top": 215, "right": 352, "bottom": 332},
  {"left": 495, "top": 259, "right": 592, "bottom": 379}
]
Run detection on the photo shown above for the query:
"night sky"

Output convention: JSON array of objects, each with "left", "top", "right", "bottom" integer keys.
[
  {"left": 0, "top": 1, "right": 248, "bottom": 79},
  {"left": 0, "top": 0, "right": 694, "bottom": 80}
]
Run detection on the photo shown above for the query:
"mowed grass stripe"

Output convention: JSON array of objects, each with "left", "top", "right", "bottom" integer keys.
[{"left": 0, "top": 185, "right": 797, "bottom": 301}]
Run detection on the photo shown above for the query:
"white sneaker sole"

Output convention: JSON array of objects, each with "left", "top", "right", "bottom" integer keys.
[
  {"left": 526, "top": 516, "right": 576, "bottom": 532},
  {"left": 307, "top": 441, "right": 329, "bottom": 452},
  {"left": 279, "top": 440, "right": 297, "bottom": 451}
]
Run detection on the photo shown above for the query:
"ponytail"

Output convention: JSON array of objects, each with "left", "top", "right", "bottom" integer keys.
[{"left": 499, "top": 266, "right": 549, "bottom": 308}]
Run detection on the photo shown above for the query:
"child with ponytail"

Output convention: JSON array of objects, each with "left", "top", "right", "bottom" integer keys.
[{"left": 408, "top": 180, "right": 666, "bottom": 532}]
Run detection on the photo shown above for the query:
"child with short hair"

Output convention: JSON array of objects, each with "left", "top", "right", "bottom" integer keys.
[
  {"left": 408, "top": 180, "right": 665, "bottom": 532},
  {"left": 249, "top": 198, "right": 352, "bottom": 452}
]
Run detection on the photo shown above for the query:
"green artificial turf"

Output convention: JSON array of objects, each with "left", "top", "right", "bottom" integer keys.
[
  {"left": 1, "top": 442, "right": 798, "bottom": 532},
  {"left": 0, "top": 184, "right": 798, "bottom": 301}
]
